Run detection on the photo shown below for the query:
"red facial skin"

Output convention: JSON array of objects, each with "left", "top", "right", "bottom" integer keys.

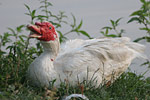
[{"left": 27, "top": 22, "right": 57, "bottom": 41}]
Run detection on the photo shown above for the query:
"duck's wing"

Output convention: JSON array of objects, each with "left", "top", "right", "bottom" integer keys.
[{"left": 55, "top": 37, "right": 146, "bottom": 83}]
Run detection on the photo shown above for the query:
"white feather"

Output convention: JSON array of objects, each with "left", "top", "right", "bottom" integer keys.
[{"left": 27, "top": 37, "right": 146, "bottom": 87}]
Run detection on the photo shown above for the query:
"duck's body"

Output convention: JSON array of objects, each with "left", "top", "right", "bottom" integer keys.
[{"left": 27, "top": 22, "right": 146, "bottom": 87}]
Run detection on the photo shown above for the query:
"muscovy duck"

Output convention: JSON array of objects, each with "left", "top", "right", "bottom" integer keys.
[{"left": 27, "top": 22, "right": 146, "bottom": 87}]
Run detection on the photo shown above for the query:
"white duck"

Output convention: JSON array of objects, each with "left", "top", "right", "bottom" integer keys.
[{"left": 27, "top": 22, "right": 146, "bottom": 87}]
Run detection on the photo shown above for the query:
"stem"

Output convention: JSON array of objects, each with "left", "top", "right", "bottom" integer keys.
[
  {"left": 147, "top": 0, "right": 150, "bottom": 26},
  {"left": 44, "top": 0, "right": 49, "bottom": 21},
  {"left": 63, "top": 30, "right": 73, "bottom": 36},
  {"left": 0, "top": 40, "right": 2, "bottom": 51},
  {"left": 31, "top": 19, "right": 34, "bottom": 24},
  {"left": 24, "top": 37, "right": 30, "bottom": 55},
  {"left": 114, "top": 28, "right": 119, "bottom": 35},
  {"left": 113, "top": 27, "right": 121, "bottom": 37},
  {"left": 16, "top": 32, "right": 18, "bottom": 42},
  {"left": 143, "top": 21, "right": 150, "bottom": 35}
]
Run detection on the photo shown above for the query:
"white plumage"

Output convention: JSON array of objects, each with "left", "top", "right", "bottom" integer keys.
[{"left": 27, "top": 22, "right": 146, "bottom": 87}]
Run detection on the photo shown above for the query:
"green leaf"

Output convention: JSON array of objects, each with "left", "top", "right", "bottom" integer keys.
[
  {"left": 101, "top": 26, "right": 112, "bottom": 35},
  {"left": 31, "top": 10, "right": 36, "bottom": 17},
  {"left": 0, "top": 51, "right": 6, "bottom": 55},
  {"left": 79, "top": 30, "right": 91, "bottom": 39},
  {"left": 19, "top": 36, "right": 24, "bottom": 42},
  {"left": 37, "top": 15, "right": 48, "bottom": 18},
  {"left": 75, "top": 20, "right": 83, "bottom": 31},
  {"left": 115, "top": 17, "right": 122, "bottom": 26},
  {"left": 40, "top": 1, "right": 45, "bottom": 3},
  {"left": 16, "top": 25, "right": 25, "bottom": 32},
  {"left": 57, "top": 30, "right": 63, "bottom": 37},
  {"left": 24, "top": 13, "right": 30, "bottom": 16},
  {"left": 8, "top": 28, "right": 16, "bottom": 35},
  {"left": 139, "top": 27, "right": 150, "bottom": 31},
  {"left": 120, "top": 29, "right": 125, "bottom": 34},
  {"left": 36, "top": 15, "right": 48, "bottom": 22},
  {"left": 106, "top": 34, "right": 117, "bottom": 37},
  {"left": 39, "top": 6, "right": 45, "bottom": 9},
  {"left": 110, "top": 19, "right": 115, "bottom": 28},
  {"left": 47, "top": 2, "right": 53, "bottom": 6},
  {"left": 6, "top": 45, "right": 13, "bottom": 50},
  {"left": 41, "top": 9, "right": 47, "bottom": 13},
  {"left": 71, "top": 14, "right": 76, "bottom": 28},
  {"left": 140, "top": 0, "right": 146, "bottom": 4},
  {"left": 62, "top": 21, "right": 68, "bottom": 24},
  {"left": 17, "top": 46, "right": 22, "bottom": 54},
  {"left": 24, "top": 4, "right": 30, "bottom": 11},
  {"left": 50, "top": 22, "right": 61, "bottom": 28},
  {"left": 1, "top": 32, "right": 12, "bottom": 46},
  {"left": 100, "top": 31, "right": 105, "bottom": 35},
  {"left": 4, "top": 32, "right": 13, "bottom": 37},
  {"left": 127, "top": 17, "right": 142, "bottom": 23},
  {"left": 102, "top": 26, "right": 112, "bottom": 30},
  {"left": 133, "top": 37, "right": 146, "bottom": 42},
  {"left": 105, "top": 28, "right": 109, "bottom": 35},
  {"left": 130, "top": 10, "right": 143, "bottom": 16},
  {"left": 20, "top": 35, "right": 28, "bottom": 38},
  {"left": 146, "top": 36, "right": 150, "bottom": 42},
  {"left": 57, "top": 30, "right": 67, "bottom": 43},
  {"left": 0, "top": 34, "right": 2, "bottom": 39}
]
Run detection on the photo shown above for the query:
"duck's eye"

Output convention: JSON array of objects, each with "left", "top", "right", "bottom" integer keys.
[{"left": 49, "top": 27, "right": 52, "bottom": 29}]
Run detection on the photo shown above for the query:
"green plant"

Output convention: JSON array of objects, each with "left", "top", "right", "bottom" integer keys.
[
  {"left": 25, "top": 0, "right": 91, "bottom": 43},
  {"left": 100, "top": 18, "right": 125, "bottom": 37},
  {"left": 128, "top": 0, "right": 150, "bottom": 42},
  {"left": 128, "top": 0, "right": 150, "bottom": 67}
]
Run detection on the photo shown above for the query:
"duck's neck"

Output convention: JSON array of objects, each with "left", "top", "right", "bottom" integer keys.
[{"left": 40, "top": 38, "right": 60, "bottom": 60}]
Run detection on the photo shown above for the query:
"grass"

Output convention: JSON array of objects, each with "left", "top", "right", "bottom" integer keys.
[{"left": 0, "top": 63, "right": 150, "bottom": 100}]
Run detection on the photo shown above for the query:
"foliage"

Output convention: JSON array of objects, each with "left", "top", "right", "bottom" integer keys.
[
  {"left": 0, "top": 0, "right": 150, "bottom": 100},
  {"left": 0, "top": 71, "right": 150, "bottom": 100},
  {"left": 24, "top": 0, "right": 91, "bottom": 43},
  {"left": 128, "top": 0, "right": 150, "bottom": 67},
  {"left": 128, "top": 0, "right": 150, "bottom": 42},
  {"left": 100, "top": 18, "right": 125, "bottom": 37}
]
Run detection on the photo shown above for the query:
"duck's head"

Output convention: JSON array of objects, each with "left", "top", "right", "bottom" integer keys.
[{"left": 27, "top": 22, "right": 57, "bottom": 41}]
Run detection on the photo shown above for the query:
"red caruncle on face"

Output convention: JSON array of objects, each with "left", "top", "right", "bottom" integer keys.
[
  {"left": 36, "top": 22, "right": 57, "bottom": 41},
  {"left": 28, "top": 22, "right": 57, "bottom": 41}
]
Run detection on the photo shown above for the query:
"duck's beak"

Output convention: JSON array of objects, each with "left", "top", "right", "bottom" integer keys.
[{"left": 27, "top": 24, "right": 42, "bottom": 38}]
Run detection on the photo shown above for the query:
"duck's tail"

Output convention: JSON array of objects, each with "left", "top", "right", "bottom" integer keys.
[{"left": 127, "top": 42, "right": 147, "bottom": 59}]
